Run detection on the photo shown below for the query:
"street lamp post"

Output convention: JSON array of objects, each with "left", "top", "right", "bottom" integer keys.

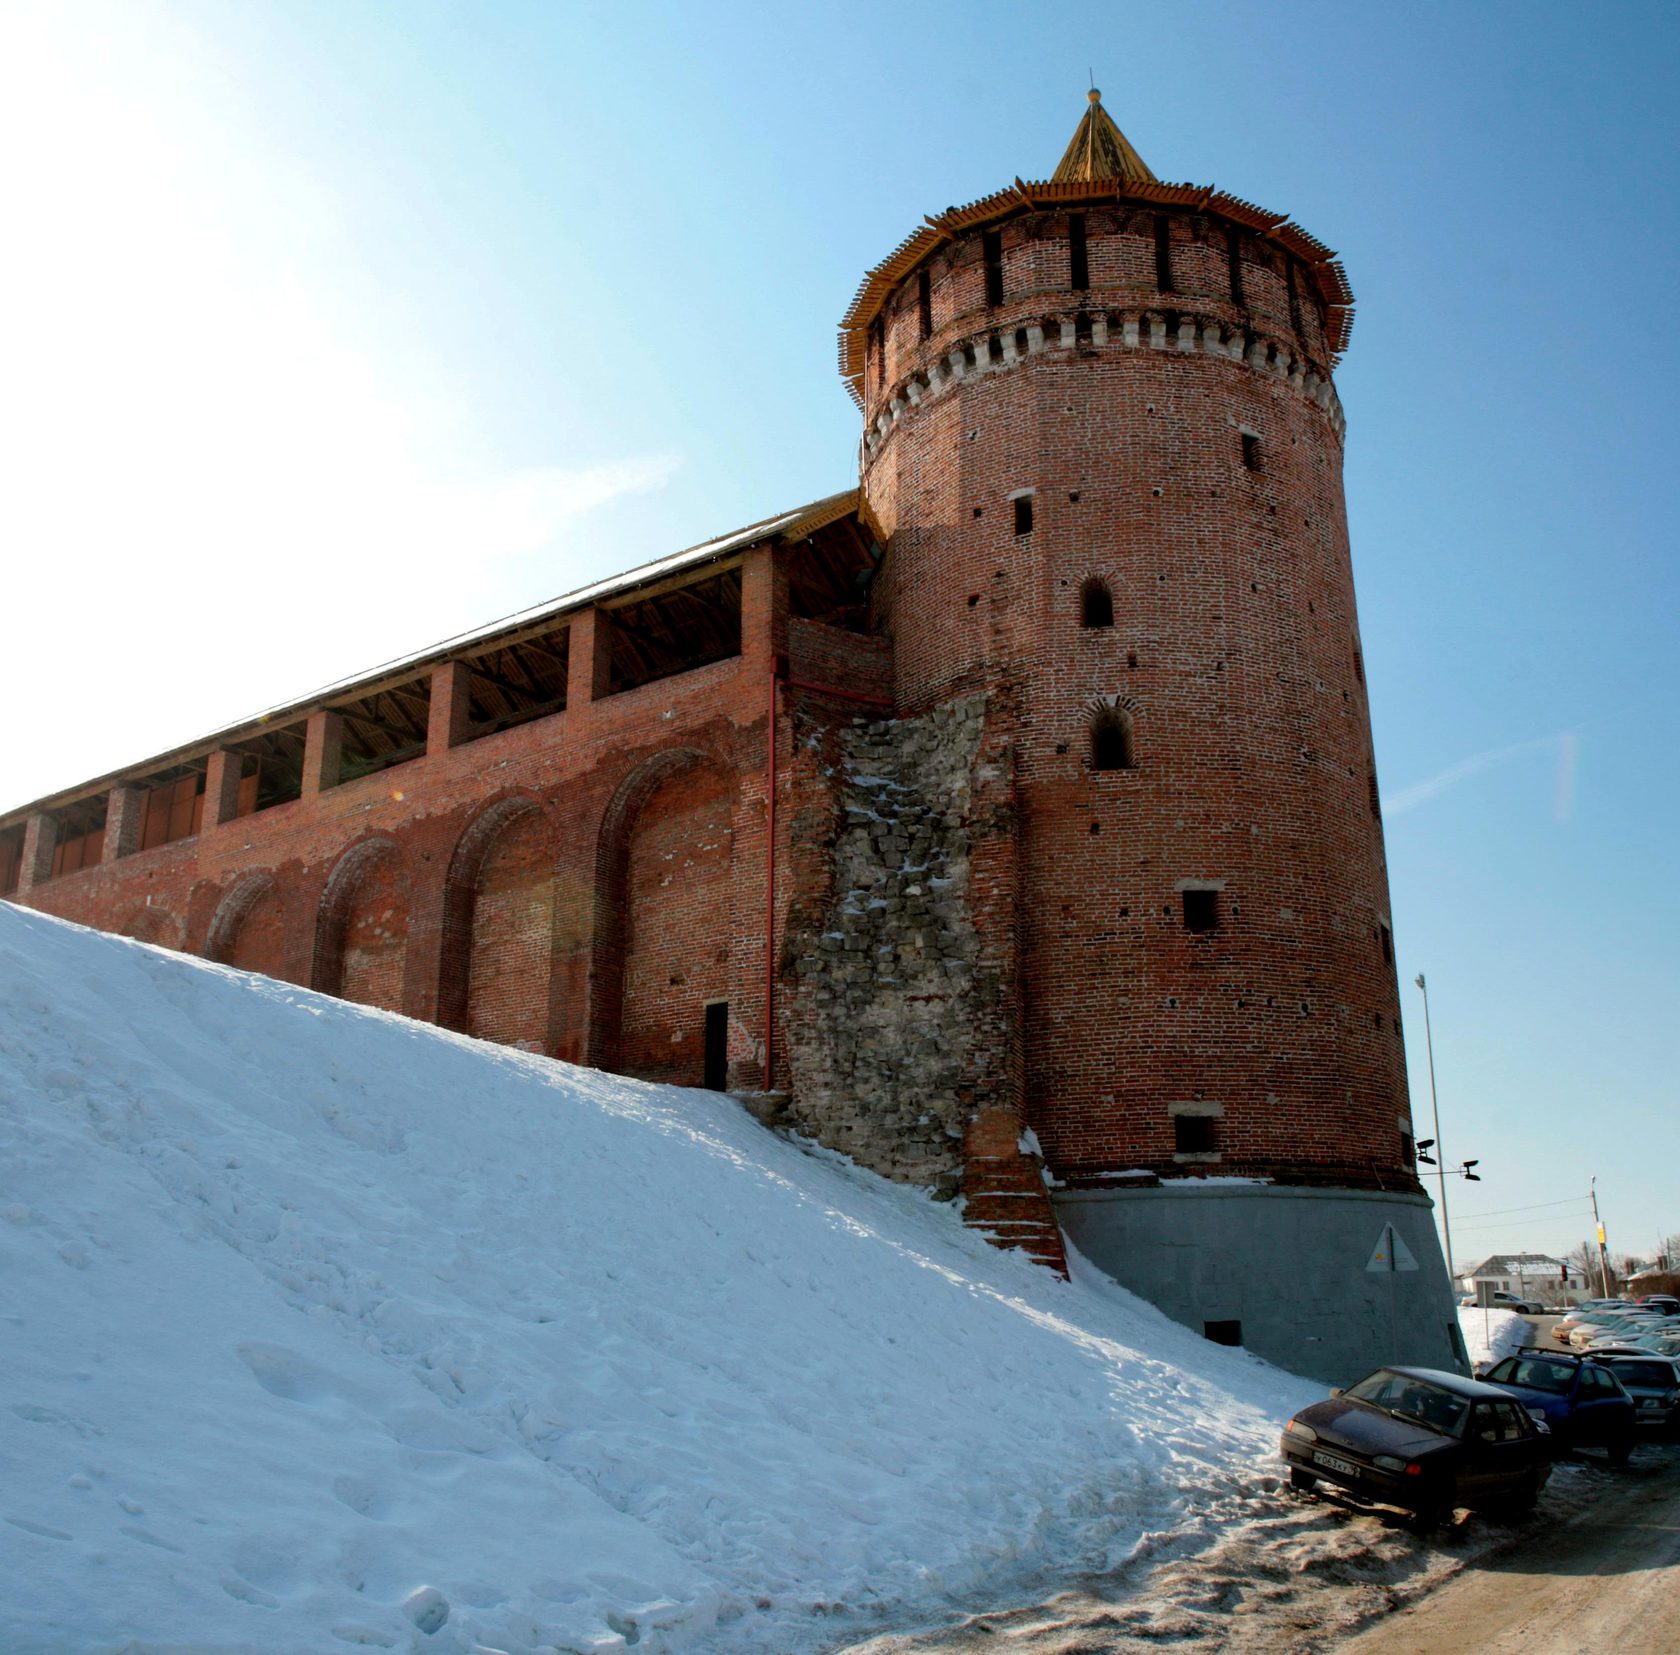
[{"left": 1415, "top": 972, "right": 1456, "bottom": 1285}]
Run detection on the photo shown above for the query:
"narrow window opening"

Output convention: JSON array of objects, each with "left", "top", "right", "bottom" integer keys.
[
  {"left": 917, "top": 268, "right": 932, "bottom": 340},
  {"left": 1203, "top": 1319, "right": 1242, "bottom": 1347},
  {"left": 1226, "top": 227, "right": 1245, "bottom": 307},
  {"left": 1379, "top": 923, "right": 1393, "bottom": 965},
  {"left": 1068, "top": 212, "right": 1089, "bottom": 291},
  {"left": 1074, "top": 309, "right": 1093, "bottom": 344},
  {"left": 1013, "top": 495, "right": 1033, "bottom": 536},
  {"left": 982, "top": 229, "right": 1004, "bottom": 307},
  {"left": 1153, "top": 215, "right": 1174, "bottom": 291},
  {"left": 1091, "top": 708, "right": 1134, "bottom": 771},
  {"left": 1081, "top": 579, "right": 1113, "bottom": 628},
  {"left": 703, "top": 1001, "right": 729, "bottom": 1091},
  {"left": 1176, "top": 1114, "right": 1218, "bottom": 1155},
  {"left": 1286, "top": 257, "right": 1306, "bottom": 337},
  {"left": 1241, "top": 432, "right": 1262, "bottom": 472},
  {"left": 1181, "top": 889, "right": 1219, "bottom": 932},
  {"left": 987, "top": 332, "right": 1004, "bottom": 363}
]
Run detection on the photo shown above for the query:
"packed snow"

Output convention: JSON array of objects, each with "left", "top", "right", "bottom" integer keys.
[
  {"left": 1458, "top": 1306, "right": 1529, "bottom": 1372},
  {"left": 0, "top": 904, "right": 1317, "bottom": 1655}
]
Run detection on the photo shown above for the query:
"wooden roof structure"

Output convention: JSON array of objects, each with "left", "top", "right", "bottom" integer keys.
[
  {"left": 0, "top": 490, "right": 866, "bottom": 827},
  {"left": 1051, "top": 89, "right": 1157, "bottom": 185},
  {"left": 838, "top": 93, "right": 1355, "bottom": 405}
]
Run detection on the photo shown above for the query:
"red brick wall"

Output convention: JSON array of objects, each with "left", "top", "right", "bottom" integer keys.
[
  {"left": 334, "top": 843, "right": 409, "bottom": 1014},
  {"left": 466, "top": 804, "right": 554, "bottom": 1049},
  {"left": 860, "top": 204, "right": 1411, "bottom": 1192},
  {"left": 11, "top": 551, "right": 786, "bottom": 1094},
  {"left": 224, "top": 879, "right": 289, "bottom": 981},
  {"left": 118, "top": 903, "right": 185, "bottom": 951},
  {"left": 619, "top": 761, "right": 734, "bottom": 1086}
]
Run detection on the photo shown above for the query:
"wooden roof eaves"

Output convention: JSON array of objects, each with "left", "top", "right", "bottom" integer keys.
[
  {"left": 0, "top": 489, "right": 856, "bottom": 829},
  {"left": 839, "top": 175, "right": 1357, "bottom": 386}
]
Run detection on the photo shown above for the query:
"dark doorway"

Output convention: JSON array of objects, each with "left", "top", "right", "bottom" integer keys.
[{"left": 703, "top": 1001, "right": 729, "bottom": 1091}]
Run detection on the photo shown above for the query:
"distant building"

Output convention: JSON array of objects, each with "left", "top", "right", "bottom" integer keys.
[
  {"left": 1460, "top": 1253, "right": 1586, "bottom": 1305},
  {"left": 0, "top": 93, "right": 1458, "bottom": 1382}
]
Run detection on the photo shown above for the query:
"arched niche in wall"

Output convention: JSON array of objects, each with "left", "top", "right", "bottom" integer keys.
[
  {"left": 204, "top": 870, "right": 287, "bottom": 980},
  {"left": 438, "top": 795, "right": 554, "bottom": 1050},
  {"left": 588, "top": 745, "right": 737, "bottom": 1086},
  {"left": 116, "top": 903, "right": 187, "bottom": 952},
  {"left": 312, "top": 836, "right": 409, "bottom": 1013}
]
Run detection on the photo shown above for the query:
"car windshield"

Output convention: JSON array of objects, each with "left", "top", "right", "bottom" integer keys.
[
  {"left": 1606, "top": 1362, "right": 1670, "bottom": 1387},
  {"left": 1486, "top": 1357, "right": 1573, "bottom": 1394},
  {"left": 1343, "top": 1371, "right": 1471, "bottom": 1436}
]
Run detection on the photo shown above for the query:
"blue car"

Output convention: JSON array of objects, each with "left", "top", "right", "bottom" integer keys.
[{"left": 1479, "top": 1350, "right": 1637, "bottom": 1465}]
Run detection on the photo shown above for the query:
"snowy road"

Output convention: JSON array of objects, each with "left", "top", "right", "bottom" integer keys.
[
  {"left": 1337, "top": 1447, "right": 1680, "bottom": 1654},
  {"left": 835, "top": 1445, "right": 1680, "bottom": 1654}
]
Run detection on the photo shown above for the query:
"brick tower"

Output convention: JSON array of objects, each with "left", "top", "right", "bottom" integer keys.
[{"left": 837, "top": 92, "right": 1461, "bottom": 1381}]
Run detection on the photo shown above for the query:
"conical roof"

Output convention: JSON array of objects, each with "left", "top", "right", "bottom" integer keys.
[{"left": 1051, "top": 89, "right": 1156, "bottom": 185}]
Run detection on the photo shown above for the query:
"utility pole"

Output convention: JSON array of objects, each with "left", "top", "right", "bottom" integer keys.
[
  {"left": 1414, "top": 973, "right": 1454, "bottom": 1284},
  {"left": 1590, "top": 1176, "right": 1611, "bottom": 1298}
]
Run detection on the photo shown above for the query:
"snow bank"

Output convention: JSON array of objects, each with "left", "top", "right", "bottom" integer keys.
[
  {"left": 0, "top": 904, "right": 1315, "bottom": 1655},
  {"left": 1460, "top": 1306, "right": 1528, "bottom": 1371}
]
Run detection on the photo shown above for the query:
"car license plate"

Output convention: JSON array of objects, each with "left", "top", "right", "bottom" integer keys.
[{"left": 1312, "top": 1450, "right": 1359, "bottom": 1477}]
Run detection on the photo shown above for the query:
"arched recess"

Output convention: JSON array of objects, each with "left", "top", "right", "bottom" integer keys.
[
  {"left": 1080, "top": 577, "right": 1114, "bottom": 628},
  {"left": 313, "top": 837, "right": 409, "bottom": 1012},
  {"left": 588, "top": 746, "right": 737, "bottom": 1084},
  {"left": 117, "top": 904, "right": 186, "bottom": 952},
  {"left": 205, "top": 870, "right": 287, "bottom": 979},
  {"left": 438, "top": 796, "right": 554, "bottom": 1048},
  {"left": 1088, "top": 695, "right": 1138, "bottom": 771}
]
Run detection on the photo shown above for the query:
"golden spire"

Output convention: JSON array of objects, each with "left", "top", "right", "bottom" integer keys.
[{"left": 1051, "top": 88, "right": 1157, "bottom": 185}]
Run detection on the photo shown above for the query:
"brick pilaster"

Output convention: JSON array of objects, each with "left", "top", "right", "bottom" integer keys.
[
  {"left": 104, "top": 786, "right": 145, "bottom": 862},
  {"left": 203, "top": 750, "right": 242, "bottom": 831},
  {"left": 302, "top": 710, "right": 343, "bottom": 797},
  {"left": 567, "top": 609, "right": 612, "bottom": 709},
  {"left": 427, "top": 661, "right": 474, "bottom": 755},
  {"left": 17, "top": 812, "right": 57, "bottom": 893}
]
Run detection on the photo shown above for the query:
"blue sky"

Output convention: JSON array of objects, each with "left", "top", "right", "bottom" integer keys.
[{"left": 2, "top": 0, "right": 1675, "bottom": 1272}]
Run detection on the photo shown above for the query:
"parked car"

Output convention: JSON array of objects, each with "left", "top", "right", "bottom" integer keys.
[
  {"left": 1459, "top": 1290, "right": 1544, "bottom": 1313},
  {"left": 1594, "top": 1353, "right": 1680, "bottom": 1433},
  {"left": 1478, "top": 1350, "right": 1638, "bottom": 1464},
  {"left": 1281, "top": 1366, "right": 1551, "bottom": 1529}
]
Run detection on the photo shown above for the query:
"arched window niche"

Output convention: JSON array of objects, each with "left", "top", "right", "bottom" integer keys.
[
  {"left": 1091, "top": 705, "right": 1135, "bottom": 771},
  {"left": 1081, "top": 578, "right": 1114, "bottom": 629}
]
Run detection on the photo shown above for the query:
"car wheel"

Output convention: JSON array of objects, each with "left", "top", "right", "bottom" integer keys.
[
  {"left": 1408, "top": 1479, "right": 1455, "bottom": 1534},
  {"left": 1490, "top": 1470, "right": 1542, "bottom": 1520},
  {"left": 1289, "top": 1467, "right": 1318, "bottom": 1492}
]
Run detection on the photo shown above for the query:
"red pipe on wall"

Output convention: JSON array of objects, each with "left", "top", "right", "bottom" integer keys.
[{"left": 763, "top": 668, "right": 893, "bottom": 1093}]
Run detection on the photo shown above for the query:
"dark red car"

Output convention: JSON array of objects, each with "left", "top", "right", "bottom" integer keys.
[{"left": 1281, "top": 1366, "right": 1552, "bottom": 1529}]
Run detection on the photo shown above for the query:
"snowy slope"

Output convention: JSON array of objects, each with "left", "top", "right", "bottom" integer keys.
[{"left": 0, "top": 904, "right": 1315, "bottom": 1655}]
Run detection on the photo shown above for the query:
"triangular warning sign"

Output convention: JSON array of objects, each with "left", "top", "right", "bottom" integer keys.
[{"left": 1366, "top": 1223, "right": 1419, "bottom": 1273}]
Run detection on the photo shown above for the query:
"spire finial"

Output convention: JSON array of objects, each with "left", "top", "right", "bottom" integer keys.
[{"left": 1052, "top": 87, "right": 1156, "bottom": 185}]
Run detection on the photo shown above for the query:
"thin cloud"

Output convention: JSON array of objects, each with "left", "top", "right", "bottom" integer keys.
[{"left": 1384, "top": 730, "right": 1582, "bottom": 819}]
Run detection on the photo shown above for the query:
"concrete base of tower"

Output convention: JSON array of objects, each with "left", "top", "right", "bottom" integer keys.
[{"left": 1052, "top": 1183, "right": 1465, "bottom": 1388}]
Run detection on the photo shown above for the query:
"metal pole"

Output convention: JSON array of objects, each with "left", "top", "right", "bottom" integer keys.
[
  {"left": 1590, "top": 1176, "right": 1611, "bottom": 1298},
  {"left": 1415, "top": 973, "right": 1455, "bottom": 1286}
]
